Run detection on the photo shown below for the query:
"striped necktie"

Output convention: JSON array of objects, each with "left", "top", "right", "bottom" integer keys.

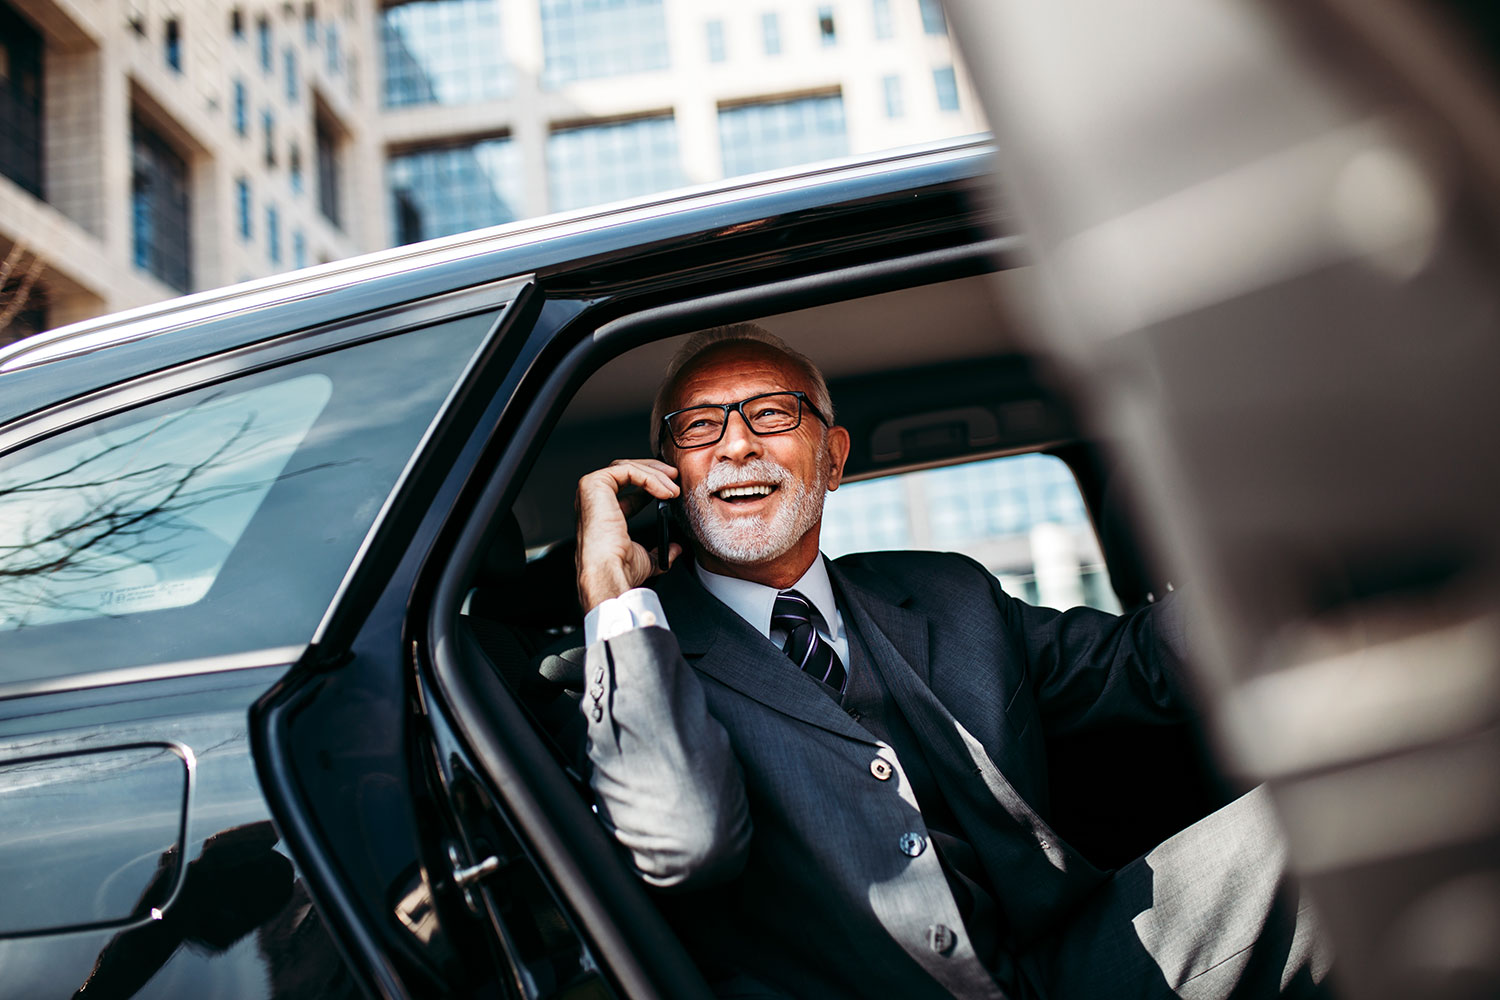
[{"left": 772, "top": 589, "right": 847, "bottom": 694}]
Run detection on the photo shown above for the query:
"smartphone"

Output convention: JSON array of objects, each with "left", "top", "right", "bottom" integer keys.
[{"left": 655, "top": 498, "right": 673, "bottom": 572}]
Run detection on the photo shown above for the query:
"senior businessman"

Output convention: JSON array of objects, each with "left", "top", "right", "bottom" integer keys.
[{"left": 573, "top": 324, "right": 1329, "bottom": 999}]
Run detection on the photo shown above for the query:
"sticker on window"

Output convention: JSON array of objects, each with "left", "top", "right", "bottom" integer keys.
[{"left": 0, "top": 375, "right": 332, "bottom": 631}]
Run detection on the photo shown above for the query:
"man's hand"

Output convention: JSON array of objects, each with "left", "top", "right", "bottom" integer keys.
[{"left": 576, "top": 458, "right": 683, "bottom": 612}]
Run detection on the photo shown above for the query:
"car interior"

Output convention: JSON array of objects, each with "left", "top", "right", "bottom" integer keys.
[{"left": 446, "top": 261, "right": 1236, "bottom": 883}]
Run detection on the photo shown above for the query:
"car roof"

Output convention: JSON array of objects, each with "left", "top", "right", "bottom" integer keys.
[{"left": 0, "top": 136, "right": 999, "bottom": 430}]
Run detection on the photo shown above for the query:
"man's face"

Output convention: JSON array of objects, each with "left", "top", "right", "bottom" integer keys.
[{"left": 665, "top": 343, "right": 850, "bottom": 584}]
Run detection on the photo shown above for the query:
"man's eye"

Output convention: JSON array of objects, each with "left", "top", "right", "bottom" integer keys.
[{"left": 686, "top": 416, "right": 720, "bottom": 430}]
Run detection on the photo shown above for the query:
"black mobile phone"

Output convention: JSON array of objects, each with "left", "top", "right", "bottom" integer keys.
[{"left": 655, "top": 499, "right": 672, "bottom": 571}]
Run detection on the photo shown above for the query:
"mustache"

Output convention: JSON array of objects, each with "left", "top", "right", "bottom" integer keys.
[{"left": 700, "top": 458, "right": 793, "bottom": 493}]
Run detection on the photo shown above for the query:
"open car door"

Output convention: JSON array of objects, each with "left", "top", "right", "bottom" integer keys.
[
  {"left": 945, "top": 3, "right": 1500, "bottom": 998},
  {"left": 250, "top": 273, "right": 712, "bottom": 1000}
]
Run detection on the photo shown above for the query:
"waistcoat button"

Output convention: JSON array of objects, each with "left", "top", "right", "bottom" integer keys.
[
  {"left": 870, "top": 759, "right": 892, "bottom": 780},
  {"left": 926, "top": 923, "right": 956, "bottom": 955},
  {"left": 899, "top": 832, "right": 926, "bottom": 857}
]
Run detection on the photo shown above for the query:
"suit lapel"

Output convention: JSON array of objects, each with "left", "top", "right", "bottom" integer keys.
[
  {"left": 653, "top": 562, "right": 875, "bottom": 746},
  {"left": 828, "top": 560, "right": 932, "bottom": 688}
]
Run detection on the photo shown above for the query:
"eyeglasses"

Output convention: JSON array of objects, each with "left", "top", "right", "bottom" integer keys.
[{"left": 661, "top": 391, "right": 830, "bottom": 450}]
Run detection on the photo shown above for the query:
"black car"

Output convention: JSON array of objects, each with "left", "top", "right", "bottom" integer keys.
[{"left": 0, "top": 136, "right": 1245, "bottom": 999}]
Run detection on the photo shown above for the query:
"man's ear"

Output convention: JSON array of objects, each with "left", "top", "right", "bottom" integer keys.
[{"left": 825, "top": 425, "right": 852, "bottom": 490}]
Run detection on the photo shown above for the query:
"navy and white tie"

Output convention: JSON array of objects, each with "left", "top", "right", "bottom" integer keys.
[{"left": 772, "top": 590, "right": 847, "bottom": 694}]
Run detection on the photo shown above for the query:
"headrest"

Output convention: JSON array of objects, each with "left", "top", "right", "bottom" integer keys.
[{"left": 478, "top": 510, "right": 527, "bottom": 589}]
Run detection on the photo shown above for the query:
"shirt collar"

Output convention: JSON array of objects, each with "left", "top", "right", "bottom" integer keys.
[{"left": 694, "top": 555, "right": 842, "bottom": 641}]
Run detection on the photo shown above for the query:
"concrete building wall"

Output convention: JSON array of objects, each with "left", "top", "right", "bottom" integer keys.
[{"left": 0, "top": 0, "right": 373, "bottom": 346}]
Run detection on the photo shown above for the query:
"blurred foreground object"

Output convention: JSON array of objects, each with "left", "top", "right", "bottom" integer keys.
[{"left": 945, "top": 1, "right": 1500, "bottom": 998}]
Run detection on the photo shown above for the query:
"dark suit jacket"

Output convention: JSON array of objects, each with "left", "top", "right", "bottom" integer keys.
[{"left": 582, "top": 550, "right": 1190, "bottom": 999}]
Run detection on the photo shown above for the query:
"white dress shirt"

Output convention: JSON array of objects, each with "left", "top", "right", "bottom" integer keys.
[{"left": 584, "top": 555, "right": 848, "bottom": 667}]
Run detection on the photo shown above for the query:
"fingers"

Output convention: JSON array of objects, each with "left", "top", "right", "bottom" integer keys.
[
  {"left": 606, "top": 458, "right": 680, "bottom": 501},
  {"left": 651, "top": 542, "right": 684, "bottom": 577},
  {"left": 575, "top": 460, "right": 681, "bottom": 612}
]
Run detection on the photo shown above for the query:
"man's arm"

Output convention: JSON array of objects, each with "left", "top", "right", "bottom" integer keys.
[
  {"left": 973, "top": 557, "right": 1193, "bottom": 735},
  {"left": 575, "top": 459, "right": 752, "bottom": 890}
]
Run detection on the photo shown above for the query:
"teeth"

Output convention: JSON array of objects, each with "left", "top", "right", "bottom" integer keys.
[{"left": 717, "top": 484, "right": 774, "bottom": 499}]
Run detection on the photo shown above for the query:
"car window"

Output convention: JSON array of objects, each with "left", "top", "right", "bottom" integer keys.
[
  {"left": 0, "top": 375, "right": 331, "bottom": 630},
  {"left": 821, "top": 452, "right": 1120, "bottom": 611},
  {"left": 0, "top": 312, "right": 494, "bottom": 686}
]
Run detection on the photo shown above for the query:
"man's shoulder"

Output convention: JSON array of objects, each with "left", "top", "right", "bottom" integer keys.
[{"left": 829, "top": 548, "right": 992, "bottom": 592}]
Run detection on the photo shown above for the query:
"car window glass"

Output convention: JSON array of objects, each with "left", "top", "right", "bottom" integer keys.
[
  {"left": 0, "top": 375, "right": 331, "bottom": 631},
  {"left": 0, "top": 311, "right": 494, "bottom": 685},
  {"left": 822, "top": 452, "right": 1120, "bottom": 611}
]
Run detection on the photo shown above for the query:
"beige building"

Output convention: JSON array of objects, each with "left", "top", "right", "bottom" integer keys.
[
  {"left": 0, "top": 0, "right": 373, "bottom": 344},
  {"left": 0, "top": 0, "right": 982, "bottom": 346}
]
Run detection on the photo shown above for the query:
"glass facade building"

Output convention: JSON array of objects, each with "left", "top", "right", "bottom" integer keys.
[
  {"left": 539, "top": 0, "right": 669, "bottom": 87},
  {"left": 388, "top": 137, "right": 523, "bottom": 243},
  {"left": 718, "top": 94, "right": 848, "bottom": 178},
  {"left": 381, "top": 0, "right": 512, "bottom": 108},
  {"left": 547, "top": 115, "right": 683, "bottom": 213}
]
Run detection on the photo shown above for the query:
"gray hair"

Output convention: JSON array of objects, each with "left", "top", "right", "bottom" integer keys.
[{"left": 649, "top": 323, "right": 835, "bottom": 454}]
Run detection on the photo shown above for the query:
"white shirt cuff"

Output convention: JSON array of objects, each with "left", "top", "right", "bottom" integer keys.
[{"left": 583, "top": 588, "right": 670, "bottom": 645}]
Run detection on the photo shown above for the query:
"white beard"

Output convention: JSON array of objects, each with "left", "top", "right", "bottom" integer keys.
[{"left": 683, "top": 449, "right": 828, "bottom": 565}]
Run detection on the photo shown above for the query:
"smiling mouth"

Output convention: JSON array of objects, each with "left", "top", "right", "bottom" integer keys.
[{"left": 714, "top": 483, "right": 778, "bottom": 504}]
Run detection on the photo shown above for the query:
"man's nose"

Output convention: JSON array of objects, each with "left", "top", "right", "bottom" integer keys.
[{"left": 716, "top": 408, "right": 761, "bottom": 461}]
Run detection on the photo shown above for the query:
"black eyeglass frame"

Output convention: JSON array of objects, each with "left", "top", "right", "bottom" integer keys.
[{"left": 659, "top": 390, "right": 831, "bottom": 452}]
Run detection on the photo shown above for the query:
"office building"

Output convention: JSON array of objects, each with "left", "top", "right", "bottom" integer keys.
[
  {"left": 1, "top": 0, "right": 981, "bottom": 345},
  {"left": 0, "top": 0, "right": 372, "bottom": 345}
]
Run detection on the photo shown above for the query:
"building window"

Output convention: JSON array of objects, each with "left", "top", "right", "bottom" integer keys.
[
  {"left": 871, "top": 0, "right": 893, "bottom": 39},
  {"left": 262, "top": 109, "right": 276, "bottom": 166},
  {"left": 933, "top": 65, "right": 958, "bottom": 111},
  {"left": 232, "top": 79, "right": 248, "bottom": 134},
  {"left": 0, "top": 4, "right": 44, "bottom": 200},
  {"left": 257, "top": 17, "right": 272, "bottom": 72},
  {"left": 381, "top": 0, "right": 511, "bottom": 108},
  {"left": 547, "top": 115, "right": 682, "bottom": 213},
  {"left": 130, "top": 116, "right": 193, "bottom": 292},
  {"left": 293, "top": 229, "right": 307, "bottom": 268},
  {"left": 325, "top": 21, "right": 340, "bottom": 75},
  {"left": 718, "top": 93, "right": 848, "bottom": 179},
  {"left": 284, "top": 47, "right": 298, "bottom": 102},
  {"left": 706, "top": 19, "right": 726, "bottom": 63},
  {"left": 817, "top": 6, "right": 837, "bottom": 46},
  {"left": 761, "top": 12, "right": 780, "bottom": 55},
  {"left": 231, "top": 8, "right": 244, "bottom": 37},
  {"left": 304, "top": 2, "right": 317, "bottom": 43},
  {"left": 316, "top": 113, "right": 342, "bottom": 227},
  {"left": 539, "top": 0, "right": 669, "bottom": 88},
  {"left": 236, "top": 177, "right": 252, "bottom": 239},
  {"left": 290, "top": 143, "right": 303, "bottom": 193},
  {"left": 918, "top": 0, "right": 947, "bottom": 35},
  {"left": 267, "top": 204, "right": 281, "bottom": 265},
  {"left": 164, "top": 19, "right": 182, "bottom": 71},
  {"left": 882, "top": 74, "right": 903, "bottom": 118},
  {"left": 387, "top": 135, "right": 522, "bottom": 244}
]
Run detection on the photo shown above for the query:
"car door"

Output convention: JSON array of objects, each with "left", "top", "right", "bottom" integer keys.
[
  {"left": 0, "top": 278, "right": 513, "bottom": 999},
  {"left": 250, "top": 271, "right": 715, "bottom": 1000}
]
